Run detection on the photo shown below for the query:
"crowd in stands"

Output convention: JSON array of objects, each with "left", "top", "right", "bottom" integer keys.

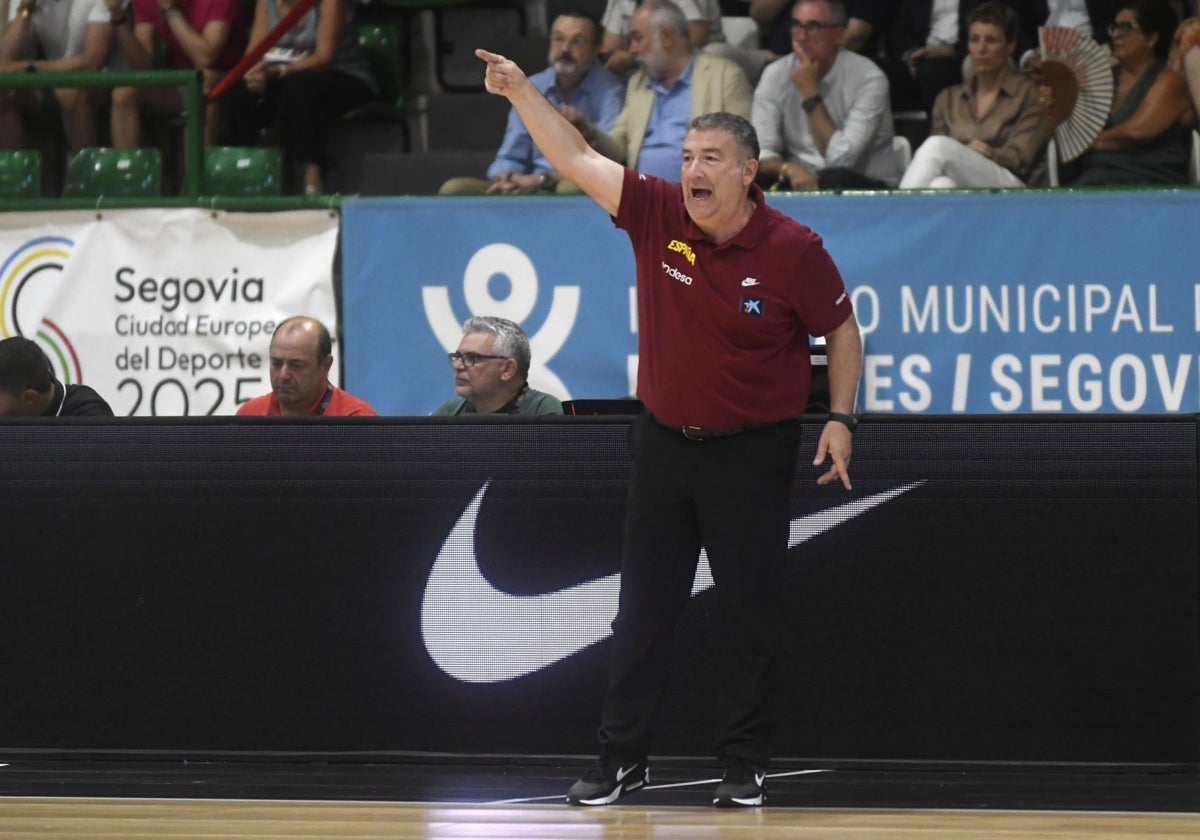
[
  {"left": 0, "top": 0, "right": 1198, "bottom": 194},
  {"left": 0, "top": 0, "right": 378, "bottom": 194}
]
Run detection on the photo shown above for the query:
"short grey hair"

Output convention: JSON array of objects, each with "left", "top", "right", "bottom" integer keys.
[
  {"left": 794, "top": 0, "right": 848, "bottom": 26},
  {"left": 463, "top": 315, "right": 532, "bottom": 380},
  {"left": 640, "top": 0, "right": 690, "bottom": 39},
  {"left": 690, "top": 112, "right": 760, "bottom": 161}
]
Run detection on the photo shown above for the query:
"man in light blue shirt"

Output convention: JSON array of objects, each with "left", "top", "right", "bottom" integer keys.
[
  {"left": 440, "top": 10, "right": 624, "bottom": 194},
  {"left": 636, "top": 55, "right": 696, "bottom": 181}
]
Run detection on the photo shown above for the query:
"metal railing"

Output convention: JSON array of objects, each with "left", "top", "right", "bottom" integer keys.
[{"left": 0, "top": 68, "right": 338, "bottom": 211}]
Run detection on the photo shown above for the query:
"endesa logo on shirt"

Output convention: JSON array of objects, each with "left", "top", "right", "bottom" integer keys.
[{"left": 662, "top": 261, "right": 694, "bottom": 286}]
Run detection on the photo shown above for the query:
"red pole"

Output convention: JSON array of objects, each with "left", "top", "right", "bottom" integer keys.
[{"left": 207, "top": 0, "right": 323, "bottom": 102}]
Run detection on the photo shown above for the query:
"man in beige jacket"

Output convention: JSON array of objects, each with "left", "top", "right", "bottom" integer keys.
[{"left": 568, "top": 0, "right": 752, "bottom": 182}]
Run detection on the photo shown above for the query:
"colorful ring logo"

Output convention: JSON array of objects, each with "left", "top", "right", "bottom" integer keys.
[{"left": 0, "top": 235, "right": 82, "bottom": 385}]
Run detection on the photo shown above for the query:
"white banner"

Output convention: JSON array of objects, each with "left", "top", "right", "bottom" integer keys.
[{"left": 0, "top": 209, "right": 338, "bottom": 416}]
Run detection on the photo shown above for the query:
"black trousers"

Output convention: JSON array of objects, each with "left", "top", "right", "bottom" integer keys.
[
  {"left": 221, "top": 69, "right": 374, "bottom": 166},
  {"left": 597, "top": 414, "right": 802, "bottom": 768}
]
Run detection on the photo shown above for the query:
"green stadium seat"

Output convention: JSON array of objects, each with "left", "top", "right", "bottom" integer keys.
[
  {"left": 0, "top": 149, "right": 41, "bottom": 198},
  {"left": 356, "top": 24, "right": 405, "bottom": 110},
  {"left": 204, "top": 146, "right": 283, "bottom": 196},
  {"left": 63, "top": 147, "right": 162, "bottom": 198}
]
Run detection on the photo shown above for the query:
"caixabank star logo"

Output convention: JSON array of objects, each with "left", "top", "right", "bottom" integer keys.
[{"left": 0, "top": 235, "right": 83, "bottom": 384}]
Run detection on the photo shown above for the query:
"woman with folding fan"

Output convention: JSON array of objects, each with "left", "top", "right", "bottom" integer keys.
[
  {"left": 1056, "top": 0, "right": 1192, "bottom": 184},
  {"left": 899, "top": 1, "right": 1053, "bottom": 189}
]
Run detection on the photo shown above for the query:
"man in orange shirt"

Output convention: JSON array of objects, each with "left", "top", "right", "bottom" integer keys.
[{"left": 236, "top": 316, "right": 376, "bottom": 416}]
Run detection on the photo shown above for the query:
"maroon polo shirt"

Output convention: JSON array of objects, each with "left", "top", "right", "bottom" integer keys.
[{"left": 614, "top": 168, "right": 852, "bottom": 429}]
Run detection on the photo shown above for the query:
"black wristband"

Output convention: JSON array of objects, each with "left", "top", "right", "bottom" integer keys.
[
  {"left": 801, "top": 94, "right": 822, "bottom": 113},
  {"left": 827, "top": 412, "right": 857, "bottom": 433}
]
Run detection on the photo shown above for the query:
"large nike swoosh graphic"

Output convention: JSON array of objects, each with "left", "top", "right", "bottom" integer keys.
[{"left": 421, "top": 480, "right": 926, "bottom": 683}]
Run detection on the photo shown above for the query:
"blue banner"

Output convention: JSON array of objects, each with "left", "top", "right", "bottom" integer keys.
[{"left": 342, "top": 190, "right": 1200, "bottom": 415}]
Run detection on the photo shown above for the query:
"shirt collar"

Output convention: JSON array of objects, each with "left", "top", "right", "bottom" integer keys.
[
  {"left": 648, "top": 54, "right": 695, "bottom": 96},
  {"left": 269, "top": 381, "right": 333, "bottom": 416},
  {"left": 547, "top": 60, "right": 602, "bottom": 100},
  {"left": 960, "top": 66, "right": 1020, "bottom": 100}
]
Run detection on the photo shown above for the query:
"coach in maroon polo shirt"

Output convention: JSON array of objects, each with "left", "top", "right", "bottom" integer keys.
[{"left": 477, "top": 47, "right": 863, "bottom": 809}]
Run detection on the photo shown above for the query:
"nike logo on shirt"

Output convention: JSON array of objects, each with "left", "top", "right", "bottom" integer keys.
[{"left": 421, "top": 481, "right": 925, "bottom": 683}]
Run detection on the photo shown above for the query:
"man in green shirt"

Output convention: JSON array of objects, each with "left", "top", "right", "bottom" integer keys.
[{"left": 432, "top": 316, "right": 563, "bottom": 416}]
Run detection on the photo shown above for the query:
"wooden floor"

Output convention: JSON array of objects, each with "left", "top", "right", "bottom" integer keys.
[{"left": 1, "top": 798, "right": 1199, "bottom": 840}]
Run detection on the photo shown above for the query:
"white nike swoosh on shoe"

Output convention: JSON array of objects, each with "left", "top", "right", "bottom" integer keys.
[
  {"left": 421, "top": 480, "right": 925, "bottom": 683},
  {"left": 615, "top": 765, "right": 639, "bottom": 783}
]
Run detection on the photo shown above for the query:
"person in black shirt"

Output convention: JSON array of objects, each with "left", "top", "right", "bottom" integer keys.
[{"left": 0, "top": 336, "right": 113, "bottom": 417}]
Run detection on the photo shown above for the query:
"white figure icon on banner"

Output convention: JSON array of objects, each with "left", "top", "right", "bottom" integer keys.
[{"left": 422, "top": 243, "right": 579, "bottom": 400}]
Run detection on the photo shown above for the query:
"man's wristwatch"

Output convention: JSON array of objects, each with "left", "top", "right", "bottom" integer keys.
[
  {"left": 536, "top": 172, "right": 553, "bottom": 191},
  {"left": 827, "top": 412, "right": 858, "bottom": 433},
  {"left": 801, "top": 94, "right": 823, "bottom": 113}
]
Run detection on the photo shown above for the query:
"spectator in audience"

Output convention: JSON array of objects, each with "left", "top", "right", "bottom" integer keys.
[
  {"left": 221, "top": 0, "right": 377, "bottom": 196},
  {"left": 587, "top": 0, "right": 753, "bottom": 181},
  {"left": 1051, "top": 0, "right": 1192, "bottom": 184},
  {"left": 439, "top": 10, "right": 624, "bottom": 195},
  {"left": 0, "top": 336, "right": 113, "bottom": 417},
  {"left": 237, "top": 316, "right": 376, "bottom": 416},
  {"left": 753, "top": 0, "right": 902, "bottom": 189},
  {"left": 887, "top": 0, "right": 1028, "bottom": 113},
  {"left": 433, "top": 316, "right": 562, "bottom": 416},
  {"left": 753, "top": 0, "right": 896, "bottom": 58},
  {"left": 107, "top": 0, "right": 246, "bottom": 147},
  {"left": 0, "top": 0, "right": 114, "bottom": 156},
  {"left": 900, "top": 1, "right": 1052, "bottom": 187},
  {"left": 600, "top": 0, "right": 773, "bottom": 82},
  {"left": 1169, "top": 14, "right": 1200, "bottom": 118}
]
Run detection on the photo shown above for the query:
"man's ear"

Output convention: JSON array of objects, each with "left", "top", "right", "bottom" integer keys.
[
  {"left": 320, "top": 355, "right": 334, "bottom": 377},
  {"left": 19, "top": 388, "right": 40, "bottom": 409},
  {"left": 743, "top": 156, "right": 759, "bottom": 188},
  {"left": 499, "top": 358, "right": 518, "bottom": 381}
]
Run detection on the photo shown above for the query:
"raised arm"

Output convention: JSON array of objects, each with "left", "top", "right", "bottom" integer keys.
[{"left": 477, "top": 48, "right": 625, "bottom": 215}]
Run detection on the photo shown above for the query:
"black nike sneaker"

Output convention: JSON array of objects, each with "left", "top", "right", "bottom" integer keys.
[
  {"left": 566, "top": 758, "right": 649, "bottom": 806},
  {"left": 713, "top": 761, "right": 766, "bottom": 807}
]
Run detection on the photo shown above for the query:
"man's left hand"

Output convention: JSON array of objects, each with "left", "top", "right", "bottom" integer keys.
[{"left": 814, "top": 421, "right": 853, "bottom": 489}]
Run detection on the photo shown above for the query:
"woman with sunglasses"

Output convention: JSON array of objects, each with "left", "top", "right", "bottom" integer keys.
[{"left": 1054, "top": 0, "right": 1193, "bottom": 185}]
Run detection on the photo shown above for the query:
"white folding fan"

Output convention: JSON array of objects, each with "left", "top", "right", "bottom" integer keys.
[{"left": 1038, "top": 26, "right": 1115, "bottom": 162}]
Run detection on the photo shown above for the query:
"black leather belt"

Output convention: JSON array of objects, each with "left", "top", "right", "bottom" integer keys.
[{"left": 647, "top": 413, "right": 779, "bottom": 441}]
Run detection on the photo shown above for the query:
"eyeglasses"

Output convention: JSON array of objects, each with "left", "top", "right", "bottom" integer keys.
[
  {"left": 1108, "top": 21, "right": 1140, "bottom": 36},
  {"left": 790, "top": 20, "right": 840, "bottom": 34},
  {"left": 448, "top": 351, "right": 509, "bottom": 367}
]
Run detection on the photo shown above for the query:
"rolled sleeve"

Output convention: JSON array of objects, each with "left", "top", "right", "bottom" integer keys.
[
  {"left": 824, "top": 72, "right": 891, "bottom": 169},
  {"left": 751, "top": 79, "right": 787, "bottom": 159},
  {"left": 990, "top": 83, "right": 1053, "bottom": 179}
]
